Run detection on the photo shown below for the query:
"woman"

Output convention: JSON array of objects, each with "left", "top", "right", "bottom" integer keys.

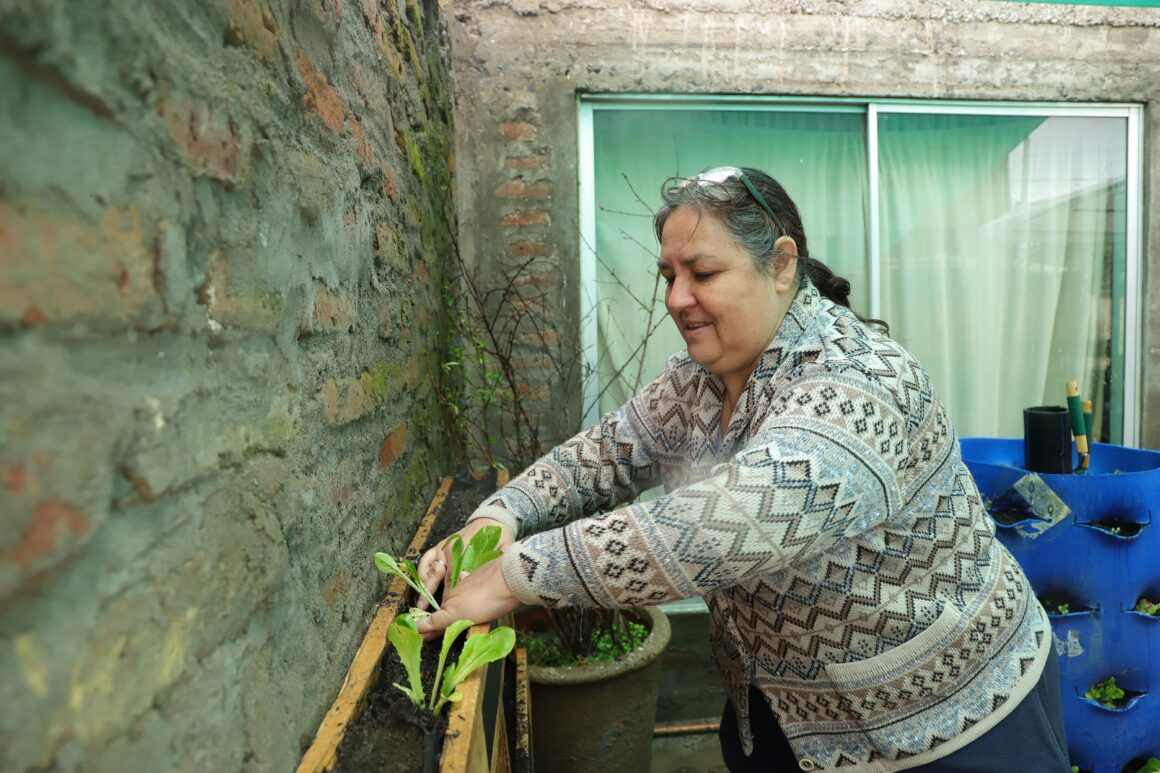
[{"left": 417, "top": 167, "right": 1070, "bottom": 771}]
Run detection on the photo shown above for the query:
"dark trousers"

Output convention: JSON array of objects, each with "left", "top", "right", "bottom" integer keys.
[{"left": 720, "top": 647, "right": 1071, "bottom": 772}]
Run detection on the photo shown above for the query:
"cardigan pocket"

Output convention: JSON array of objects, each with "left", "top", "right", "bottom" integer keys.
[{"left": 822, "top": 602, "right": 965, "bottom": 726}]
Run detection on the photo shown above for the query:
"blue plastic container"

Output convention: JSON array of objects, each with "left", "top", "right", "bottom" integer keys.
[{"left": 960, "top": 438, "right": 1160, "bottom": 773}]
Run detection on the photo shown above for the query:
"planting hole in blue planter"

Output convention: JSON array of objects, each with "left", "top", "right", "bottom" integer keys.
[
  {"left": 1076, "top": 516, "right": 1149, "bottom": 540},
  {"left": 1079, "top": 676, "right": 1147, "bottom": 712},
  {"left": 1121, "top": 757, "right": 1160, "bottom": 773},
  {"left": 1038, "top": 593, "right": 1096, "bottom": 618},
  {"left": 1127, "top": 593, "right": 1160, "bottom": 619}
]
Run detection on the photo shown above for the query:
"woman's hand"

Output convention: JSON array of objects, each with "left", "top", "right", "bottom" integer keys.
[
  {"left": 416, "top": 551, "right": 521, "bottom": 641},
  {"left": 415, "top": 517, "right": 514, "bottom": 611}
]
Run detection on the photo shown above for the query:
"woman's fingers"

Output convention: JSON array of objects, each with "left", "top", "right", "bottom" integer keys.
[
  {"left": 416, "top": 606, "right": 459, "bottom": 642},
  {"left": 416, "top": 557, "right": 520, "bottom": 642},
  {"left": 415, "top": 546, "right": 447, "bottom": 610},
  {"left": 413, "top": 519, "right": 515, "bottom": 613}
]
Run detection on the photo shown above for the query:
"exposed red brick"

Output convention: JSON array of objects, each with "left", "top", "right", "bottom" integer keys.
[
  {"left": 376, "top": 507, "right": 394, "bottom": 535},
  {"left": 514, "top": 382, "right": 550, "bottom": 401},
  {"left": 359, "top": 0, "right": 380, "bottom": 29},
  {"left": 4, "top": 464, "right": 26, "bottom": 494},
  {"left": 379, "top": 423, "right": 408, "bottom": 468},
  {"left": 512, "top": 271, "right": 554, "bottom": 288},
  {"left": 2, "top": 500, "right": 91, "bottom": 570},
  {"left": 506, "top": 240, "right": 550, "bottom": 258},
  {"left": 496, "top": 181, "right": 551, "bottom": 200},
  {"left": 0, "top": 201, "right": 160, "bottom": 326},
  {"left": 505, "top": 155, "right": 548, "bottom": 170},
  {"left": 196, "top": 247, "right": 282, "bottom": 330},
  {"left": 519, "top": 327, "right": 558, "bottom": 346},
  {"left": 499, "top": 121, "right": 538, "bottom": 141},
  {"left": 156, "top": 90, "right": 252, "bottom": 183},
  {"left": 21, "top": 305, "right": 47, "bottom": 326},
  {"left": 322, "top": 569, "right": 346, "bottom": 608},
  {"left": 381, "top": 164, "right": 398, "bottom": 200},
  {"left": 500, "top": 210, "right": 550, "bottom": 227},
  {"left": 311, "top": 283, "right": 354, "bottom": 330},
  {"left": 347, "top": 115, "right": 374, "bottom": 167},
  {"left": 295, "top": 48, "right": 345, "bottom": 133}
]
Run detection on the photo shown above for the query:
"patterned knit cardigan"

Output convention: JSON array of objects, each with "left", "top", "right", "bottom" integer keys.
[{"left": 470, "top": 282, "right": 1052, "bottom": 772}]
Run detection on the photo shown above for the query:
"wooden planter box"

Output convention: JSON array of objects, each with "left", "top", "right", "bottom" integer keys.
[{"left": 296, "top": 472, "right": 531, "bottom": 773}]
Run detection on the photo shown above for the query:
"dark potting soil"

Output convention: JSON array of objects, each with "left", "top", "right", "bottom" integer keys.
[{"left": 333, "top": 468, "right": 502, "bottom": 773}]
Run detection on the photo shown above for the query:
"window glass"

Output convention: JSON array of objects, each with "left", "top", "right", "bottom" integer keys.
[
  {"left": 592, "top": 108, "right": 868, "bottom": 414},
  {"left": 877, "top": 112, "right": 1127, "bottom": 440},
  {"left": 587, "top": 102, "right": 1133, "bottom": 442}
]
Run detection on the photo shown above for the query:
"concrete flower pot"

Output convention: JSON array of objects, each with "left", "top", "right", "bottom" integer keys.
[{"left": 523, "top": 605, "right": 672, "bottom": 773}]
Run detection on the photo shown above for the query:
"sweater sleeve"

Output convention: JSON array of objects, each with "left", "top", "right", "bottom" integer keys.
[
  {"left": 500, "top": 372, "right": 909, "bottom": 608},
  {"left": 465, "top": 371, "right": 670, "bottom": 537}
]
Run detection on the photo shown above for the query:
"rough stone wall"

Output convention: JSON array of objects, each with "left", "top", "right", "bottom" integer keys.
[
  {"left": 0, "top": 0, "right": 457, "bottom": 770},
  {"left": 448, "top": 0, "right": 1160, "bottom": 448}
]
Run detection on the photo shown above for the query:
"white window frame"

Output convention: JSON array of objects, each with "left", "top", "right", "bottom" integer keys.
[{"left": 578, "top": 95, "right": 1144, "bottom": 445}]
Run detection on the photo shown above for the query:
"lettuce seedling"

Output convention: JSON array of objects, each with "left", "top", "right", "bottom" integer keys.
[
  {"left": 441, "top": 525, "right": 503, "bottom": 589},
  {"left": 1135, "top": 597, "right": 1160, "bottom": 616},
  {"left": 388, "top": 614, "right": 426, "bottom": 706},
  {"left": 386, "top": 612, "right": 516, "bottom": 716},
  {"left": 1083, "top": 676, "right": 1126, "bottom": 708},
  {"left": 374, "top": 551, "right": 441, "bottom": 610},
  {"left": 431, "top": 623, "right": 516, "bottom": 714}
]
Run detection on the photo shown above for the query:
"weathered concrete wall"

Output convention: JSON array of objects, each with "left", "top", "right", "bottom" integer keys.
[
  {"left": 0, "top": 0, "right": 457, "bottom": 770},
  {"left": 448, "top": 0, "right": 1160, "bottom": 448}
]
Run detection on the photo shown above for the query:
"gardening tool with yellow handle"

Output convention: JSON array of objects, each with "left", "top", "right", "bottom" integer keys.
[{"left": 1065, "top": 381, "right": 1090, "bottom": 472}]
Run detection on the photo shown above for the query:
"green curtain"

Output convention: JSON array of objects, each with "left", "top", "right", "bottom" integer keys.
[
  {"left": 591, "top": 108, "right": 868, "bottom": 415},
  {"left": 589, "top": 106, "right": 1128, "bottom": 441},
  {"left": 877, "top": 113, "right": 1126, "bottom": 439}
]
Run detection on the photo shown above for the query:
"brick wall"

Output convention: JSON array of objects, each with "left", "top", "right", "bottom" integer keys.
[
  {"left": 468, "top": 100, "right": 583, "bottom": 456},
  {"left": 0, "top": 1, "right": 457, "bottom": 770}
]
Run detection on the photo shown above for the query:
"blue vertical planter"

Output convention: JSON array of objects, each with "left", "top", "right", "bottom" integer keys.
[{"left": 960, "top": 438, "right": 1160, "bottom": 773}]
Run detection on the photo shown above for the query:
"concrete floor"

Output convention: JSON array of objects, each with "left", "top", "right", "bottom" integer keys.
[
  {"left": 652, "top": 732, "right": 728, "bottom": 773},
  {"left": 651, "top": 603, "right": 728, "bottom": 773}
]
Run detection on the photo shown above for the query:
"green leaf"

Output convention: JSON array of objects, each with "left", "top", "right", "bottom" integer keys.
[
  {"left": 447, "top": 534, "right": 465, "bottom": 588},
  {"left": 374, "top": 552, "right": 440, "bottom": 611},
  {"left": 1083, "top": 676, "right": 1126, "bottom": 708},
  {"left": 459, "top": 526, "right": 503, "bottom": 580},
  {"left": 431, "top": 626, "right": 516, "bottom": 714},
  {"left": 444, "top": 526, "right": 504, "bottom": 589},
  {"left": 388, "top": 617, "right": 425, "bottom": 706},
  {"left": 429, "top": 619, "right": 475, "bottom": 710},
  {"left": 374, "top": 552, "right": 404, "bottom": 577}
]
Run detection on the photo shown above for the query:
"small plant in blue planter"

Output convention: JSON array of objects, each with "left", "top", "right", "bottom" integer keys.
[
  {"left": 1081, "top": 676, "right": 1145, "bottom": 711},
  {"left": 1134, "top": 597, "right": 1160, "bottom": 617}
]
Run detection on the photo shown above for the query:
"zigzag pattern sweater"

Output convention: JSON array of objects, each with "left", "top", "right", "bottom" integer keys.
[{"left": 471, "top": 281, "right": 1051, "bottom": 772}]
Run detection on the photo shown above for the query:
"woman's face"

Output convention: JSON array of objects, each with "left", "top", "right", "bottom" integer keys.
[{"left": 658, "top": 206, "right": 797, "bottom": 392}]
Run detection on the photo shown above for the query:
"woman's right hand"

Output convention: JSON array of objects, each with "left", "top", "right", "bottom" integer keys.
[{"left": 415, "top": 517, "right": 515, "bottom": 610}]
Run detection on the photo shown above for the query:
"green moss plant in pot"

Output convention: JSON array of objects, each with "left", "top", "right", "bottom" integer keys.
[{"left": 517, "top": 606, "right": 672, "bottom": 773}]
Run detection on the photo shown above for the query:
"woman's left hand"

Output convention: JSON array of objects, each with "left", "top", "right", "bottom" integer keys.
[{"left": 416, "top": 554, "right": 521, "bottom": 642}]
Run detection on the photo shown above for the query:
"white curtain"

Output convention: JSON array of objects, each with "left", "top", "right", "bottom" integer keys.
[{"left": 878, "top": 113, "right": 1125, "bottom": 440}]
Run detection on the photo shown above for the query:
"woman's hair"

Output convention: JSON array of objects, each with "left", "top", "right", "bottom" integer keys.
[{"left": 653, "top": 166, "right": 888, "bottom": 333}]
